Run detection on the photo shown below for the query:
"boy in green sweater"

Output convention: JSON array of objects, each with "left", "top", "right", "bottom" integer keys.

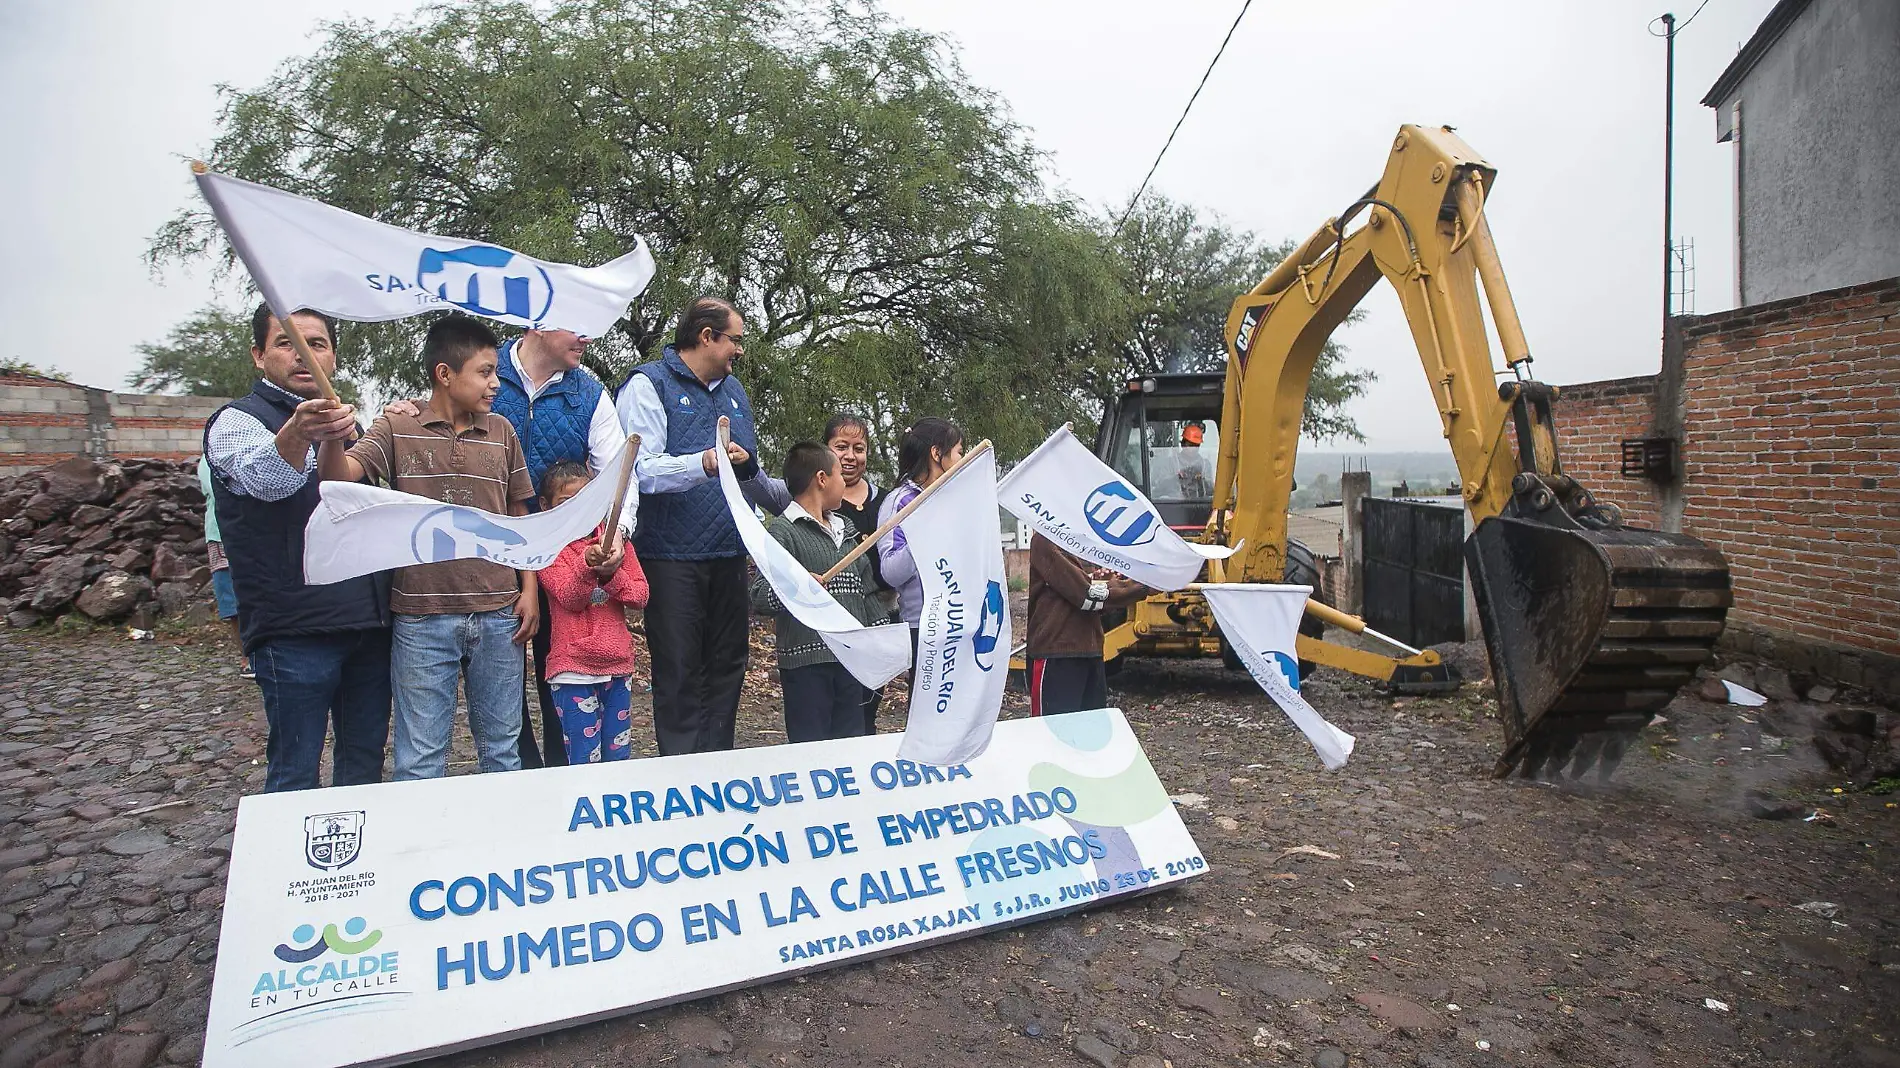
[{"left": 750, "top": 442, "right": 883, "bottom": 743}]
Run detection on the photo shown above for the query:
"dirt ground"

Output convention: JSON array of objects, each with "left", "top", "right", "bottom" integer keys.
[{"left": 1, "top": 621, "right": 1896, "bottom": 1068}]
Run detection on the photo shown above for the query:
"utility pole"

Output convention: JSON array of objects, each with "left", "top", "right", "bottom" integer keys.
[{"left": 1661, "top": 11, "right": 1676, "bottom": 327}]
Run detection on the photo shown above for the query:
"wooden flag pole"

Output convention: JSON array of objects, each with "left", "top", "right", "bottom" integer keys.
[
  {"left": 596, "top": 433, "right": 641, "bottom": 553},
  {"left": 192, "top": 160, "right": 341, "bottom": 403},
  {"left": 818, "top": 438, "right": 993, "bottom": 584}
]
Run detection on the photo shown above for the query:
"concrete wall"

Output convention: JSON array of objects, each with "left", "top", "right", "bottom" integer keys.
[
  {"left": 1711, "top": 0, "right": 1900, "bottom": 305},
  {"left": 1547, "top": 275, "right": 1900, "bottom": 694},
  {"left": 0, "top": 373, "right": 228, "bottom": 478}
]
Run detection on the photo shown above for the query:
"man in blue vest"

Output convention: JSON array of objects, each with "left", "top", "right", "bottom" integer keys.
[
  {"left": 617, "top": 296, "right": 789, "bottom": 754},
  {"left": 204, "top": 305, "right": 392, "bottom": 792},
  {"left": 495, "top": 327, "right": 635, "bottom": 767}
]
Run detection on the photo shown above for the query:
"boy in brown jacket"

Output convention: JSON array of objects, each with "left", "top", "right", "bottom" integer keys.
[{"left": 1025, "top": 535, "right": 1150, "bottom": 716}]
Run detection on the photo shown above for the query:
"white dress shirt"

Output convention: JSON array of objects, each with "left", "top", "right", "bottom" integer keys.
[{"left": 508, "top": 344, "right": 637, "bottom": 534}]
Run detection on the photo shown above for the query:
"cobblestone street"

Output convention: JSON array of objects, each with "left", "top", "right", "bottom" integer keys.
[{"left": 2, "top": 624, "right": 1897, "bottom": 1068}]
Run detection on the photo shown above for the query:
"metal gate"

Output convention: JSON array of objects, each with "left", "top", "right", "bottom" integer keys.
[{"left": 1362, "top": 498, "right": 1466, "bottom": 647}]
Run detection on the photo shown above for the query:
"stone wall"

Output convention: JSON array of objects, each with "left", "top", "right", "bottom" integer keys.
[{"left": 0, "top": 373, "right": 227, "bottom": 478}]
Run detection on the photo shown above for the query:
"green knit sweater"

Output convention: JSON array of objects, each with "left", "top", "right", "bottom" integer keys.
[{"left": 749, "top": 508, "right": 884, "bottom": 671}]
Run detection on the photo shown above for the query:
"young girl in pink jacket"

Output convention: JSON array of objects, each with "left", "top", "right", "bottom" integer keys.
[{"left": 537, "top": 463, "right": 650, "bottom": 763}]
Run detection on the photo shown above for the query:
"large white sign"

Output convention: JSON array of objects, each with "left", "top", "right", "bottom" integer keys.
[{"left": 202, "top": 709, "right": 1205, "bottom": 1067}]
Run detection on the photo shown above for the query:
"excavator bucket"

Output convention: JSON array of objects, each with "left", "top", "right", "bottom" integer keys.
[{"left": 1465, "top": 517, "right": 1731, "bottom": 780}]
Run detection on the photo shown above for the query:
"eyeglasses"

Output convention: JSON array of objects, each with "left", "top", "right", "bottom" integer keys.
[{"left": 711, "top": 328, "right": 745, "bottom": 345}]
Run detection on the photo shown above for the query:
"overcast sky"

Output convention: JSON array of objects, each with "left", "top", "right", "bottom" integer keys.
[{"left": 0, "top": 0, "right": 1776, "bottom": 452}]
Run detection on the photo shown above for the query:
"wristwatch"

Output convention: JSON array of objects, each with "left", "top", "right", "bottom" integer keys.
[{"left": 589, "top": 586, "right": 609, "bottom": 606}]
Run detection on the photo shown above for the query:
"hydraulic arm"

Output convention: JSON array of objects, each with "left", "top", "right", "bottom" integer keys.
[{"left": 1206, "top": 125, "right": 1731, "bottom": 779}]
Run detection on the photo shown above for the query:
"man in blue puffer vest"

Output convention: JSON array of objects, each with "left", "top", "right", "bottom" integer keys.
[{"left": 616, "top": 296, "right": 789, "bottom": 754}]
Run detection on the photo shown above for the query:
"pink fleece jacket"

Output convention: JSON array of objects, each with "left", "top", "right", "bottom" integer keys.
[{"left": 538, "top": 529, "right": 650, "bottom": 678}]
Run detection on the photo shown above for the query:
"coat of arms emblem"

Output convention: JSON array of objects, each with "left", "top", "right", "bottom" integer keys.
[{"left": 304, "top": 811, "right": 366, "bottom": 871}]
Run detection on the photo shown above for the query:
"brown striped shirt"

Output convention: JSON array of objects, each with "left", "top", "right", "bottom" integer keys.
[{"left": 346, "top": 408, "right": 535, "bottom": 615}]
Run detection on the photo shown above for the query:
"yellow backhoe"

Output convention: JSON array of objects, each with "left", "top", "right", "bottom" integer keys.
[{"left": 1097, "top": 124, "right": 1732, "bottom": 779}]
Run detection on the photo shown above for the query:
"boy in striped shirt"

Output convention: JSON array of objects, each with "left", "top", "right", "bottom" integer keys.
[{"left": 318, "top": 314, "right": 538, "bottom": 779}]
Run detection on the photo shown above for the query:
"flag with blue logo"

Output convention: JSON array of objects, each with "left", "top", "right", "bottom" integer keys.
[
  {"left": 1199, "top": 584, "right": 1355, "bottom": 769},
  {"left": 997, "top": 425, "right": 1239, "bottom": 591},
  {"left": 899, "top": 447, "right": 1012, "bottom": 765},
  {"left": 194, "top": 170, "right": 655, "bottom": 336},
  {"left": 302, "top": 464, "right": 625, "bottom": 585},
  {"left": 712, "top": 441, "right": 912, "bottom": 690}
]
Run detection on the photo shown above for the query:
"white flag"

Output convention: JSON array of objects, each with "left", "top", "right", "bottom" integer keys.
[
  {"left": 1199, "top": 584, "right": 1355, "bottom": 769},
  {"left": 303, "top": 462, "right": 623, "bottom": 584},
  {"left": 997, "top": 425, "right": 1238, "bottom": 591},
  {"left": 196, "top": 170, "right": 655, "bottom": 337},
  {"left": 898, "top": 449, "right": 1012, "bottom": 765},
  {"left": 713, "top": 444, "right": 911, "bottom": 689}
]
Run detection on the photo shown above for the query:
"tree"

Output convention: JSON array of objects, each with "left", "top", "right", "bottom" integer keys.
[
  {"left": 129, "top": 304, "right": 361, "bottom": 404},
  {"left": 1106, "top": 194, "right": 1373, "bottom": 442},
  {"left": 0, "top": 358, "right": 68, "bottom": 381},
  {"left": 147, "top": 0, "right": 1127, "bottom": 463}
]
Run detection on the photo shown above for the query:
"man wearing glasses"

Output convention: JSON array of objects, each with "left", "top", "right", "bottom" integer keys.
[{"left": 617, "top": 295, "right": 788, "bottom": 755}]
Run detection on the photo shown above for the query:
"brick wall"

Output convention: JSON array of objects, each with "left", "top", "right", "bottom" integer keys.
[
  {"left": 1552, "top": 375, "right": 1664, "bottom": 528},
  {"left": 0, "top": 373, "right": 229, "bottom": 478},
  {"left": 1546, "top": 275, "right": 1900, "bottom": 693}
]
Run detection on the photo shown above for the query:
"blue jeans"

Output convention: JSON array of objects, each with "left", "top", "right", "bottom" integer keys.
[
  {"left": 391, "top": 609, "right": 525, "bottom": 780},
  {"left": 252, "top": 629, "right": 392, "bottom": 792}
]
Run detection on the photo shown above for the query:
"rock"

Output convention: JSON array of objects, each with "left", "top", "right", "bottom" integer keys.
[
  {"left": 30, "top": 557, "right": 90, "bottom": 613},
  {"left": 757, "top": 1018, "right": 804, "bottom": 1045},
  {"left": 148, "top": 545, "right": 197, "bottom": 584},
  {"left": 668, "top": 1015, "right": 734, "bottom": 1054},
  {"left": 163, "top": 1032, "right": 203, "bottom": 1066},
  {"left": 154, "top": 582, "right": 202, "bottom": 619},
  {"left": 41, "top": 457, "right": 120, "bottom": 508},
  {"left": 114, "top": 974, "right": 165, "bottom": 1014},
  {"left": 1351, "top": 990, "right": 1443, "bottom": 1034},
  {"left": 1822, "top": 706, "right": 1878, "bottom": 736},
  {"left": 75, "top": 572, "right": 151, "bottom": 622},
  {"left": 21, "top": 493, "right": 67, "bottom": 524},
  {"left": 1174, "top": 985, "right": 1232, "bottom": 1018},
  {"left": 6, "top": 608, "right": 43, "bottom": 628},
  {"left": 1756, "top": 666, "right": 1798, "bottom": 702},
  {"left": 1073, "top": 1033, "right": 1120, "bottom": 1068},
  {"left": 81, "top": 961, "right": 136, "bottom": 990},
  {"left": 1718, "top": 664, "right": 1757, "bottom": 690},
  {"left": 79, "top": 1032, "right": 166, "bottom": 1068},
  {"left": 1140, "top": 940, "right": 1184, "bottom": 965},
  {"left": 1759, "top": 703, "right": 1821, "bottom": 740},
  {"left": 1806, "top": 682, "right": 1839, "bottom": 703},
  {"left": 1813, "top": 731, "right": 1872, "bottom": 774},
  {"left": 1090, "top": 1017, "right": 1142, "bottom": 1052},
  {"left": 1695, "top": 677, "right": 1728, "bottom": 701},
  {"left": 1744, "top": 790, "right": 1806, "bottom": 820},
  {"left": 87, "top": 924, "right": 158, "bottom": 963},
  {"left": 103, "top": 830, "right": 169, "bottom": 857},
  {"left": 106, "top": 549, "right": 149, "bottom": 574},
  {"left": 0, "top": 842, "right": 51, "bottom": 869},
  {"left": 69, "top": 504, "right": 112, "bottom": 528},
  {"left": 18, "top": 966, "right": 84, "bottom": 1006},
  {"left": 1313, "top": 1049, "right": 1349, "bottom": 1068}
]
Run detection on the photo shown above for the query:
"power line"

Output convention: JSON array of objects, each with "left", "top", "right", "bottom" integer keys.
[
  {"left": 1649, "top": 0, "right": 1713, "bottom": 37},
  {"left": 1113, "top": 0, "right": 1255, "bottom": 237}
]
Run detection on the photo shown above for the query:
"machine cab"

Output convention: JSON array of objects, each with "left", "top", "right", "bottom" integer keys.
[{"left": 1094, "top": 373, "right": 1225, "bottom": 535}]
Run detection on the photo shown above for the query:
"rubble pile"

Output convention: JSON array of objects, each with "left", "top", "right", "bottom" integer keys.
[{"left": 0, "top": 455, "right": 214, "bottom": 629}]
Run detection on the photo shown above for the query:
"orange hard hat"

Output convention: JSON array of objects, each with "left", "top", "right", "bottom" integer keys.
[{"left": 1181, "top": 423, "right": 1204, "bottom": 446}]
